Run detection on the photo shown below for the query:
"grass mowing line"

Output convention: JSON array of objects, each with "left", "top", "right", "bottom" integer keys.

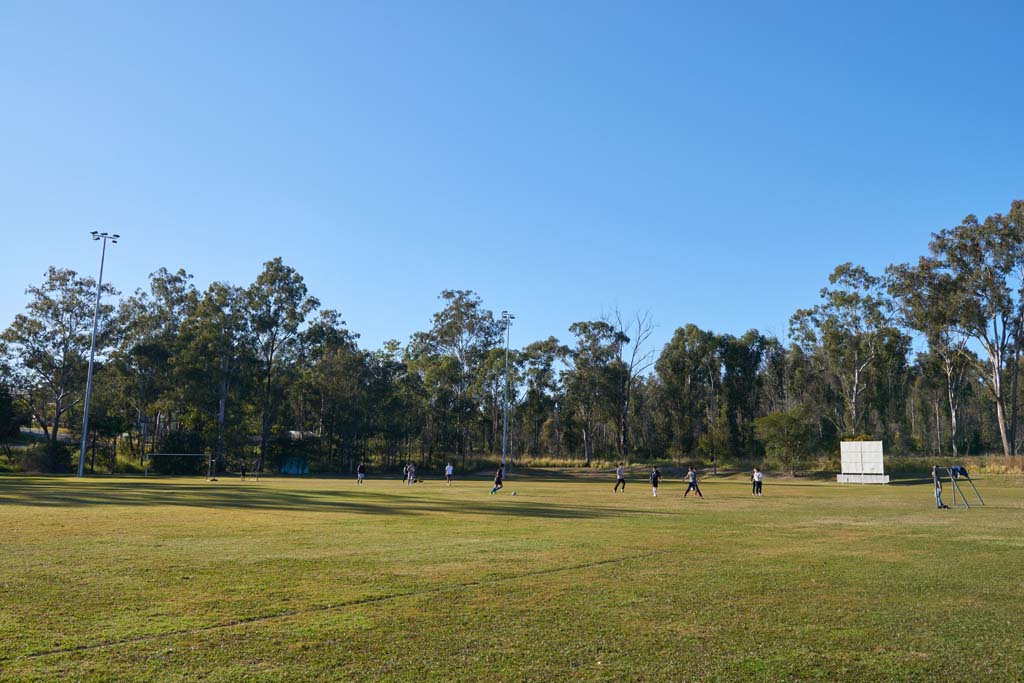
[{"left": 6, "top": 548, "right": 667, "bottom": 664}]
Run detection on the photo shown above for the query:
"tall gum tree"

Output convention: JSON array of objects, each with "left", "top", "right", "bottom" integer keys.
[
  {"left": 888, "top": 258, "right": 971, "bottom": 457},
  {"left": 563, "top": 321, "right": 627, "bottom": 466},
  {"left": 1, "top": 267, "right": 118, "bottom": 461},
  {"left": 654, "top": 324, "right": 720, "bottom": 456},
  {"left": 929, "top": 202, "right": 1024, "bottom": 457},
  {"left": 408, "top": 290, "right": 500, "bottom": 462},
  {"left": 789, "top": 263, "right": 897, "bottom": 437},
  {"left": 246, "top": 258, "right": 319, "bottom": 473},
  {"left": 176, "top": 281, "right": 251, "bottom": 465},
  {"left": 610, "top": 310, "right": 655, "bottom": 461}
]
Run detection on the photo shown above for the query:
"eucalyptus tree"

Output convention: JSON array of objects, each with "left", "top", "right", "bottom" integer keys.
[
  {"left": 520, "top": 336, "right": 569, "bottom": 457},
  {"left": 366, "top": 341, "right": 424, "bottom": 465},
  {"left": 888, "top": 259, "right": 971, "bottom": 456},
  {"left": 1, "top": 267, "right": 117, "bottom": 466},
  {"left": 0, "top": 382, "right": 25, "bottom": 462},
  {"left": 113, "top": 268, "right": 198, "bottom": 452},
  {"left": 928, "top": 204, "right": 1024, "bottom": 457},
  {"left": 626, "top": 375, "right": 669, "bottom": 459},
  {"left": 246, "top": 258, "right": 320, "bottom": 472},
  {"left": 477, "top": 346, "right": 511, "bottom": 453},
  {"left": 753, "top": 406, "right": 815, "bottom": 475},
  {"left": 293, "top": 309, "right": 367, "bottom": 470},
  {"left": 758, "top": 338, "right": 791, "bottom": 415},
  {"left": 718, "top": 330, "right": 771, "bottom": 459},
  {"left": 654, "top": 324, "right": 720, "bottom": 455},
  {"left": 175, "top": 281, "right": 252, "bottom": 465},
  {"left": 610, "top": 310, "right": 656, "bottom": 460},
  {"left": 408, "top": 290, "right": 500, "bottom": 460},
  {"left": 789, "top": 263, "right": 897, "bottom": 436},
  {"left": 563, "top": 321, "right": 628, "bottom": 466}
]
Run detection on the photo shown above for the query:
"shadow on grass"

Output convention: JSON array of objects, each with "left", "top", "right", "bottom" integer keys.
[{"left": 0, "top": 478, "right": 647, "bottom": 520}]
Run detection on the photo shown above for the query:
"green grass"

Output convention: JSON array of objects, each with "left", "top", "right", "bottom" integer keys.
[{"left": 1, "top": 471, "right": 1023, "bottom": 682}]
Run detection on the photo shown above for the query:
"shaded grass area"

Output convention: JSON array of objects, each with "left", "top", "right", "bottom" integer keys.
[{"left": 1, "top": 473, "right": 1023, "bottom": 682}]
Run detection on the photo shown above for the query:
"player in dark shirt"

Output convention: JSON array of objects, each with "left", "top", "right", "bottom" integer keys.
[
  {"left": 490, "top": 465, "right": 504, "bottom": 495},
  {"left": 650, "top": 467, "right": 661, "bottom": 497}
]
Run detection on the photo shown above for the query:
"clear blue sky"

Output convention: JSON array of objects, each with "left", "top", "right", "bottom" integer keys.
[{"left": 2, "top": 1, "right": 1022, "bottom": 354}]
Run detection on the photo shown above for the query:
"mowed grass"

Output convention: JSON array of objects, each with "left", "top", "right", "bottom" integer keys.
[{"left": 2, "top": 471, "right": 1023, "bottom": 682}]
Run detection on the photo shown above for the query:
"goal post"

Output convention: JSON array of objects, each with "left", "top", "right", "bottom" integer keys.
[{"left": 145, "top": 450, "right": 212, "bottom": 479}]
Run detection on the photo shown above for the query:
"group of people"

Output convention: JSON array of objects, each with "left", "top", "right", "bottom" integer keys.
[
  {"left": 616, "top": 463, "right": 764, "bottom": 498},
  {"left": 354, "top": 461, "right": 459, "bottom": 487},
  {"left": 353, "top": 462, "right": 955, "bottom": 510},
  {"left": 352, "top": 461, "right": 770, "bottom": 498},
  {"left": 643, "top": 465, "right": 707, "bottom": 498}
]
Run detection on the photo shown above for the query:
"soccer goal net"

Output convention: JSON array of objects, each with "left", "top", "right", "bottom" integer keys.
[{"left": 144, "top": 452, "right": 212, "bottom": 477}]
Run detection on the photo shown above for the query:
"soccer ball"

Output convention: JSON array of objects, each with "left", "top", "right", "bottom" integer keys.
[{"left": 511, "top": 491, "right": 517, "bottom": 496}]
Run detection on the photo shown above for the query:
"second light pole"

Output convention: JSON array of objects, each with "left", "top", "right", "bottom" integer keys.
[{"left": 500, "top": 310, "right": 515, "bottom": 472}]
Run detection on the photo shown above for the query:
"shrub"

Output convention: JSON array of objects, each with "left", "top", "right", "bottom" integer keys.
[
  {"left": 754, "top": 407, "right": 816, "bottom": 475},
  {"left": 20, "top": 443, "right": 74, "bottom": 473}
]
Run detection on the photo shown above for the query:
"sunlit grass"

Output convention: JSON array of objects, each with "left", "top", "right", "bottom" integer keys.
[{"left": 1, "top": 471, "right": 1022, "bottom": 682}]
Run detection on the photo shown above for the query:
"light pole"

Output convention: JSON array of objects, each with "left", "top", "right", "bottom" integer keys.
[
  {"left": 78, "top": 231, "right": 119, "bottom": 478},
  {"left": 501, "top": 310, "right": 515, "bottom": 472}
]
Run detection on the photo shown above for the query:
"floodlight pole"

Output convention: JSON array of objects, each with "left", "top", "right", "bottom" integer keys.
[
  {"left": 501, "top": 311, "right": 514, "bottom": 472},
  {"left": 78, "top": 232, "right": 119, "bottom": 478}
]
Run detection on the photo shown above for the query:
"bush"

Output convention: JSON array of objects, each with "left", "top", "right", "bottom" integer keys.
[
  {"left": 754, "top": 407, "right": 816, "bottom": 475},
  {"left": 20, "top": 443, "right": 74, "bottom": 473}
]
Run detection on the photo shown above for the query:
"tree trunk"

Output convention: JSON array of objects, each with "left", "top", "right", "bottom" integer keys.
[
  {"left": 990, "top": 361, "right": 1012, "bottom": 457},
  {"left": 1010, "top": 345, "right": 1020, "bottom": 455},
  {"left": 257, "top": 370, "right": 272, "bottom": 473},
  {"left": 945, "top": 364, "right": 959, "bottom": 459}
]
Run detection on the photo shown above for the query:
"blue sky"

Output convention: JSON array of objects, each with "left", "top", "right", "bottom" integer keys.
[{"left": 2, "top": 1, "right": 1022, "bottom": 355}]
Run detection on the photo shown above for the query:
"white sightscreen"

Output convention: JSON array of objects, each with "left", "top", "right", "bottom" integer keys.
[{"left": 840, "top": 441, "right": 885, "bottom": 474}]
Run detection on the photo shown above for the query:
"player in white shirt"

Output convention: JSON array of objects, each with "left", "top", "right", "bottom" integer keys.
[
  {"left": 752, "top": 467, "right": 763, "bottom": 496},
  {"left": 445, "top": 462, "right": 454, "bottom": 486},
  {"left": 614, "top": 463, "right": 626, "bottom": 492}
]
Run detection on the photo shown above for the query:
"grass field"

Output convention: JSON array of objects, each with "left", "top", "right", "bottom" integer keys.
[{"left": 2, "top": 470, "right": 1023, "bottom": 682}]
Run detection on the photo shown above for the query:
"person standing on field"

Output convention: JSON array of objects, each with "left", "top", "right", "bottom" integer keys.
[
  {"left": 751, "top": 467, "right": 763, "bottom": 496},
  {"left": 406, "top": 463, "right": 416, "bottom": 486},
  {"left": 356, "top": 462, "right": 366, "bottom": 485},
  {"left": 932, "top": 465, "right": 949, "bottom": 509},
  {"left": 490, "top": 465, "right": 504, "bottom": 494},
  {"left": 614, "top": 463, "right": 626, "bottom": 492},
  {"left": 684, "top": 466, "right": 703, "bottom": 498},
  {"left": 650, "top": 466, "right": 661, "bottom": 497},
  {"left": 445, "top": 462, "right": 454, "bottom": 486}
]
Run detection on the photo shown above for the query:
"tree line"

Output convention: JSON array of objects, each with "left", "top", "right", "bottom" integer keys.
[{"left": 2, "top": 201, "right": 1022, "bottom": 474}]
